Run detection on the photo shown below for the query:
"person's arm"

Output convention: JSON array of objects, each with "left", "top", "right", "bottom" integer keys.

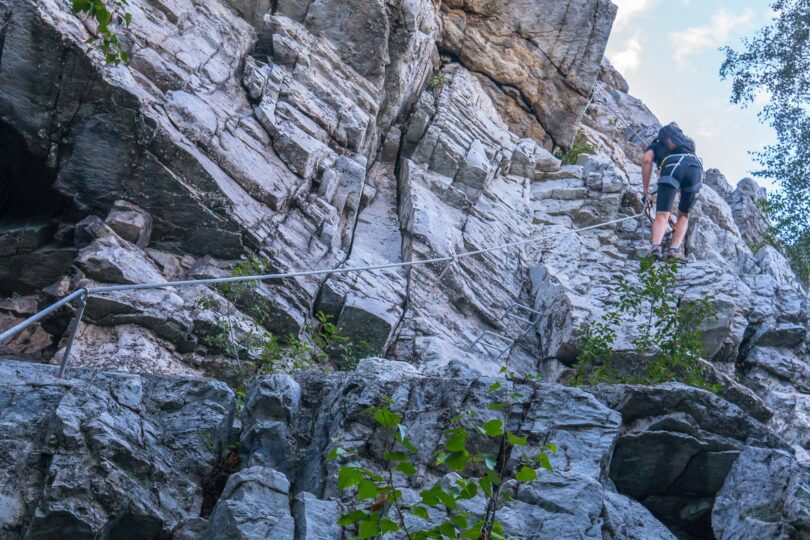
[{"left": 641, "top": 149, "right": 655, "bottom": 196}]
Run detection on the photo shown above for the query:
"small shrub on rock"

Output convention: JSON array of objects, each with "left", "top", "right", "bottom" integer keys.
[
  {"left": 573, "top": 257, "right": 721, "bottom": 393},
  {"left": 331, "top": 371, "right": 555, "bottom": 540}
]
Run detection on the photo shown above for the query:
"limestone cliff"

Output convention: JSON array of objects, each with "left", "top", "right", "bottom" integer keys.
[{"left": 0, "top": 0, "right": 808, "bottom": 538}]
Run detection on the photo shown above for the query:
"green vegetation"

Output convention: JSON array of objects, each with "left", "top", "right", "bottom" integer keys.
[
  {"left": 195, "top": 256, "right": 371, "bottom": 405},
  {"left": 555, "top": 130, "right": 597, "bottom": 165},
  {"left": 71, "top": 0, "right": 131, "bottom": 65},
  {"left": 720, "top": 0, "right": 810, "bottom": 282},
  {"left": 330, "top": 370, "right": 554, "bottom": 540},
  {"left": 573, "top": 258, "right": 720, "bottom": 393},
  {"left": 429, "top": 75, "right": 447, "bottom": 91}
]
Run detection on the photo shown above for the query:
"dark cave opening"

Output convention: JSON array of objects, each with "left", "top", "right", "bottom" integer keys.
[
  {"left": 0, "top": 121, "right": 68, "bottom": 223},
  {"left": 0, "top": 120, "right": 81, "bottom": 297}
]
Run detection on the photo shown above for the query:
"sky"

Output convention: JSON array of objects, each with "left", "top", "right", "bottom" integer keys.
[{"left": 606, "top": 0, "right": 777, "bottom": 189}]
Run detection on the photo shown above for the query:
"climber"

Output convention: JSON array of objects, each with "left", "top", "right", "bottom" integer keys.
[{"left": 641, "top": 122, "right": 704, "bottom": 261}]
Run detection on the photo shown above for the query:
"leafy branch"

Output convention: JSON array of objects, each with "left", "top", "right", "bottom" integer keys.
[
  {"left": 330, "top": 370, "right": 555, "bottom": 539},
  {"left": 71, "top": 0, "right": 131, "bottom": 65}
]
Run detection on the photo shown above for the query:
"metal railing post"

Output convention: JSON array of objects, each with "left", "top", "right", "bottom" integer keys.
[{"left": 58, "top": 289, "right": 88, "bottom": 378}]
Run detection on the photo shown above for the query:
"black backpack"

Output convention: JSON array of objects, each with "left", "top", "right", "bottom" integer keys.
[{"left": 658, "top": 122, "right": 696, "bottom": 154}]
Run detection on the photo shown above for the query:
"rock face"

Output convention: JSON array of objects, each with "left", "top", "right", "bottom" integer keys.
[
  {"left": 0, "top": 0, "right": 809, "bottom": 538},
  {"left": 712, "top": 446, "right": 810, "bottom": 539},
  {"left": 0, "top": 360, "right": 235, "bottom": 539},
  {"left": 595, "top": 383, "right": 785, "bottom": 538},
  {"left": 440, "top": 0, "right": 618, "bottom": 148}
]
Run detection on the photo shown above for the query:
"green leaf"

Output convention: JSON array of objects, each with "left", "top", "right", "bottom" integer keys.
[
  {"left": 381, "top": 519, "right": 400, "bottom": 534},
  {"left": 437, "top": 522, "right": 457, "bottom": 536},
  {"left": 545, "top": 442, "right": 558, "bottom": 455},
  {"left": 515, "top": 465, "right": 538, "bottom": 483},
  {"left": 357, "top": 479, "right": 379, "bottom": 501},
  {"left": 402, "top": 436, "right": 417, "bottom": 453},
  {"left": 327, "top": 447, "right": 350, "bottom": 462},
  {"left": 456, "top": 480, "right": 477, "bottom": 500},
  {"left": 483, "top": 454, "right": 497, "bottom": 471},
  {"left": 396, "top": 461, "right": 417, "bottom": 476},
  {"left": 462, "top": 520, "right": 485, "bottom": 538},
  {"left": 444, "top": 428, "right": 467, "bottom": 452},
  {"left": 488, "top": 381, "right": 502, "bottom": 393},
  {"left": 487, "top": 402, "right": 507, "bottom": 412},
  {"left": 446, "top": 450, "right": 470, "bottom": 472},
  {"left": 479, "top": 419, "right": 504, "bottom": 437},
  {"left": 537, "top": 451, "right": 553, "bottom": 472},
  {"left": 373, "top": 407, "right": 401, "bottom": 428},
  {"left": 451, "top": 514, "right": 469, "bottom": 529},
  {"left": 411, "top": 505, "right": 430, "bottom": 520},
  {"left": 337, "top": 510, "right": 368, "bottom": 526},
  {"left": 511, "top": 392, "right": 524, "bottom": 401},
  {"left": 480, "top": 476, "right": 492, "bottom": 497},
  {"left": 383, "top": 451, "right": 409, "bottom": 462},
  {"left": 397, "top": 424, "right": 408, "bottom": 443},
  {"left": 358, "top": 519, "right": 379, "bottom": 539},
  {"left": 507, "top": 432, "right": 527, "bottom": 446},
  {"left": 337, "top": 465, "right": 364, "bottom": 490}
]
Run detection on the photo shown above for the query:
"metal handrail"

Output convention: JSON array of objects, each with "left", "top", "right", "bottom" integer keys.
[{"left": 0, "top": 209, "right": 644, "bottom": 377}]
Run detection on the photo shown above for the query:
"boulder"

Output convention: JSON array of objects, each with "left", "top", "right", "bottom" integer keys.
[
  {"left": 292, "top": 491, "right": 342, "bottom": 540},
  {"left": 203, "top": 467, "right": 296, "bottom": 540},
  {"left": 75, "top": 234, "right": 165, "bottom": 286},
  {"left": 104, "top": 200, "right": 153, "bottom": 248},
  {"left": 713, "top": 446, "right": 810, "bottom": 539},
  {"left": 593, "top": 383, "right": 787, "bottom": 538},
  {"left": 0, "top": 360, "right": 235, "bottom": 539},
  {"left": 237, "top": 358, "right": 680, "bottom": 538}
]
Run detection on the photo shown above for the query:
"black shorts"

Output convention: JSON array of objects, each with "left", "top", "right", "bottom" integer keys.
[
  {"left": 656, "top": 156, "right": 703, "bottom": 214},
  {"left": 657, "top": 183, "right": 698, "bottom": 214}
]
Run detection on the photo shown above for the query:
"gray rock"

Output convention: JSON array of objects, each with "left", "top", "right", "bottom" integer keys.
[
  {"left": 0, "top": 360, "right": 235, "bottom": 539},
  {"left": 440, "top": 0, "right": 617, "bottom": 147},
  {"left": 593, "top": 383, "right": 787, "bottom": 537},
  {"left": 602, "top": 490, "right": 677, "bottom": 540},
  {"left": 713, "top": 446, "right": 810, "bottom": 539},
  {"left": 203, "top": 466, "right": 296, "bottom": 540},
  {"left": 598, "top": 57, "right": 630, "bottom": 94},
  {"left": 104, "top": 200, "right": 153, "bottom": 248},
  {"left": 75, "top": 234, "right": 165, "bottom": 285},
  {"left": 237, "top": 359, "right": 679, "bottom": 538},
  {"left": 240, "top": 375, "right": 302, "bottom": 476},
  {"left": 292, "top": 491, "right": 342, "bottom": 540}
]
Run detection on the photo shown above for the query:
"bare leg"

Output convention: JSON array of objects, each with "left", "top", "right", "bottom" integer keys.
[
  {"left": 651, "top": 212, "right": 671, "bottom": 245},
  {"left": 670, "top": 211, "right": 690, "bottom": 249}
]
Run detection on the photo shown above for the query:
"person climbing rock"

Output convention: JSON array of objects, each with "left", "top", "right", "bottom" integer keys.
[{"left": 641, "top": 122, "right": 704, "bottom": 261}]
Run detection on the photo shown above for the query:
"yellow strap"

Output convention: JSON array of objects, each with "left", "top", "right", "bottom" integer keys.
[{"left": 658, "top": 153, "right": 695, "bottom": 174}]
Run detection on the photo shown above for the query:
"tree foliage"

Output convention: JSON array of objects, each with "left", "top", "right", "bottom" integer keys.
[
  {"left": 720, "top": 0, "right": 810, "bottom": 281},
  {"left": 71, "top": 0, "right": 131, "bottom": 64}
]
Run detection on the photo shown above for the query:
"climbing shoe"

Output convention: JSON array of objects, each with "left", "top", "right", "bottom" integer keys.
[
  {"left": 667, "top": 247, "right": 687, "bottom": 262},
  {"left": 645, "top": 244, "right": 663, "bottom": 259}
]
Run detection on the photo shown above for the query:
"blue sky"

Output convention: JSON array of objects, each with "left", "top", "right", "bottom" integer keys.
[{"left": 606, "top": 0, "right": 776, "bottom": 189}]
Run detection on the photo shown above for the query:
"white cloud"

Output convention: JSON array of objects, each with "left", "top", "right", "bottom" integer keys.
[
  {"left": 609, "top": 31, "right": 644, "bottom": 74},
  {"left": 612, "top": 0, "right": 658, "bottom": 31},
  {"left": 669, "top": 9, "right": 755, "bottom": 70}
]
